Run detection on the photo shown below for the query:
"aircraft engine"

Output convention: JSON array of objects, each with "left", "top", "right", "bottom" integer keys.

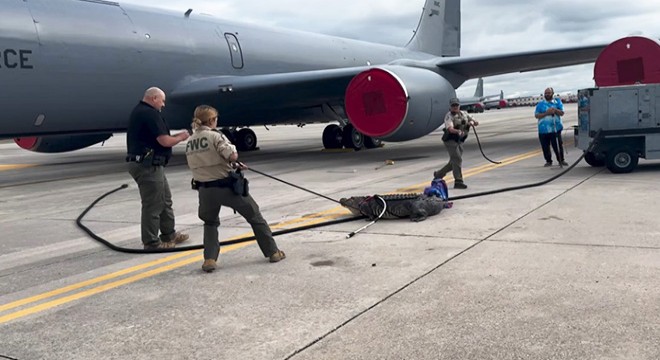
[
  {"left": 14, "top": 134, "right": 112, "bottom": 153},
  {"left": 344, "top": 66, "right": 455, "bottom": 142},
  {"left": 498, "top": 99, "right": 508, "bottom": 108}
]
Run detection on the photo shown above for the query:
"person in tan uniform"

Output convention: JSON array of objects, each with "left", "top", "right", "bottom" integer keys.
[
  {"left": 185, "top": 105, "right": 285, "bottom": 273},
  {"left": 433, "top": 98, "right": 479, "bottom": 189}
]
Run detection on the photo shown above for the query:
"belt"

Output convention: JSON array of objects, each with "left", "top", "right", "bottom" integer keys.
[
  {"left": 195, "top": 178, "right": 233, "bottom": 188},
  {"left": 126, "top": 154, "right": 168, "bottom": 166}
]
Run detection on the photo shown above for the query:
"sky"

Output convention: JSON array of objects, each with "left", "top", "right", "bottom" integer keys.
[{"left": 119, "top": 0, "right": 660, "bottom": 98}]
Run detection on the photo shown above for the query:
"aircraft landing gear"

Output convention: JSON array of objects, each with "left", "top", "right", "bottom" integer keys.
[
  {"left": 364, "top": 136, "right": 382, "bottom": 149},
  {"left": 321, "top": 123, "right": 381, "bottom": 150},
  {"left": 322, "top": 124, "right": 343, "bottom": 149},
  {"left": 220, "top": 129, "right": 235, "bottom": 143},
  {"left": 342, "top": 123, "right": 364, "bottom": 150},
  {"left": 219, "top": 128, "right": 258, "bottom": 151},
  {"left": 235, "top": 128, "right": 257, "bottom": 151}
]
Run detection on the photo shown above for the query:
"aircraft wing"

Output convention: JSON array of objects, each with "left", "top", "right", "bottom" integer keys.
[
  {"left": 169, "top": 67, "right": 368, "bottom": 125},
  {"left": 437, "top": 44, "right": 607, "bottom": 79}
]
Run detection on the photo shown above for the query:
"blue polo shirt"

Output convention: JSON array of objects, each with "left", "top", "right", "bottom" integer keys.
[{"left": 535, "top": 98, "right": 564, "bottom": 134}]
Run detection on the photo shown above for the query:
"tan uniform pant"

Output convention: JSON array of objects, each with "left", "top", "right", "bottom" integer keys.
[
  {"left": 435, "top": 140, "right": 464, "bottom": 183},
  {"left": 197, "top": 186, "right": 279, "bottom": 261}
]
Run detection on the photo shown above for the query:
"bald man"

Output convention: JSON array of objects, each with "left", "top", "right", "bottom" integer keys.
[
  {"left": 126, "top": 87, "right": 190, "bottom": 249},
  {"left": 535, "top": 87, "right": 567, "bottom": 167}
]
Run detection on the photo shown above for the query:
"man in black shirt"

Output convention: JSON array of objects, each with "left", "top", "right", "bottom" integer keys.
[{"left": 126, "top": 87, "right": 190, "bottom": 249}]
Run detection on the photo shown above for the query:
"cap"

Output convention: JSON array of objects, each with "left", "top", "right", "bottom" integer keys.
[{"left": 449, "top": 98, "right": 460, "bottom": 105}]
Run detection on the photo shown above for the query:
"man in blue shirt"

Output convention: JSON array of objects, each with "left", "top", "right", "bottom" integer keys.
[{"left": 535, "top": 87, "right": 567, "bottom": 166}]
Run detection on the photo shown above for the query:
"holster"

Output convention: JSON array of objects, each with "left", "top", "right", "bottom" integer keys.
[{"left": 228, "top": 170, "right": 249, "bottom": 197}]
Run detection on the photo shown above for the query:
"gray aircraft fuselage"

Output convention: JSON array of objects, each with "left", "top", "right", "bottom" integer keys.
[{"left": 1, "top": 0, "right": 434, "bottom": 138}]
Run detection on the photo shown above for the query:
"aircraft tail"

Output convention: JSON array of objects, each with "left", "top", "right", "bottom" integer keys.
[
  {"left": 472, "top": 78, "right": 483, "bottom": 98},
  {"left": 405, "top": 0, "right": 460, "bottom": 57}
]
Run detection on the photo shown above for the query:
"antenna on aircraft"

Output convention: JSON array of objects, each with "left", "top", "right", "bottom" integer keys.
[{"left": 184, "top": 9, "right": 193, "bottom": 18}]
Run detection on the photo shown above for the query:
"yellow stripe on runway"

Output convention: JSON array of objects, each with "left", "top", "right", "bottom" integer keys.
[
  {"left": 0, "top": 148, "right": 541, "bottom": 324},
  {"left": 0, "top": 164, "right": 36, "bottom": 171},
  {"left": 394, "top": 148, "right": 542, "bottom": 193}
]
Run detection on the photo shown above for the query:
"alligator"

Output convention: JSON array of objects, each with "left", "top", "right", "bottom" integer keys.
[{"left": 339, "top": 193, "right": 447, "bottom": 222}]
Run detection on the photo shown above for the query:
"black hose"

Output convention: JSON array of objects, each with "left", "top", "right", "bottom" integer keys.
[
  {"left": 470, "top": 124, "right": 502, "bottom": 164},
  {"left": 76, "top": 184, "right": 364, "bottom": 254},
  {"left": 448, "top": 129, "right": 602, "bottom": 201},
  {"left": 448, "top": 152, "right": 584, "bottom": 201},
  {"left": 79, "top": 131, "right": 602, "bottom": 253}
]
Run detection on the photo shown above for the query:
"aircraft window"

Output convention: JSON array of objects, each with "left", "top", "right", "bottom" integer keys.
[{"left": 34, "top": 114, "right": 45, "bottom": 127}]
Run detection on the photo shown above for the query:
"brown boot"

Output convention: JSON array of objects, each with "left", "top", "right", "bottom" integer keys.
[
  {"left": 143, "top": 241, "right": 175, "bottom": 250},
  {"left": 164, "top": 232, "right": 189, "bottom": 247},
  {"left": 202, "top": 259, "right": 217, "bottom": 273},
  {"left": 269, "top": 250, "right": 286, "bottom": 263}
]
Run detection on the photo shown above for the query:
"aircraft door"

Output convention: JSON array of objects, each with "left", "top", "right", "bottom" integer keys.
[{"left": 223, "top": 33, "right": 244, "bottom": 69}]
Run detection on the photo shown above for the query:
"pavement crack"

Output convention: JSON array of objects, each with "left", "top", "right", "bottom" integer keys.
[{"left": 284, "top": 169, "right": 605, "bottom": 359}]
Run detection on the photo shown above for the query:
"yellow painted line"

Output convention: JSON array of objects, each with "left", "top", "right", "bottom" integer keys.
[
  {"left": 0, "top": 250, "right": 198, "bottom": 313},
  {"left": 0, "top": 256, "right": 203, "bottom": 324},
  {"left": 0, "top": 147, "right": 543, "bottom": 324},
  {"left": 0, "top": 212, "right": 354, "bottom": 324},
  {"left": 0, "top": 244, "right": 248, "bottom": 325},
  {"left": 394, "top": 148, "right": 542, "bottom": 193},
  {"left": 0, "top": 164, "right": 36, "bottom": 171}
]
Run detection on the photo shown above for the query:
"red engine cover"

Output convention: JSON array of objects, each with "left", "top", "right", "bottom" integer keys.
[
  {"left": 14, "top": 137, "right": 38, "bottom": 150},
  {"left": 344, "top": 68, "right": 408, "bottom": 138},
  {"left": 594, "top": 36, "right": 660, "bottom": 86}
]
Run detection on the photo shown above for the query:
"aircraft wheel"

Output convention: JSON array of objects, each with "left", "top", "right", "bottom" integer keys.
[
  {"left": 235, "top": 128, "right": 257, "bottom": 151},
  {"left": 342, "top": 124, "right": 364, "bottom": 150},
  {"left": 220, "top": 129, "right": 236, "bottom": 144},
  {"left": 364, "top": 136, "right": 382, "bottom": 149},
  {"left": 322, "top": 124, "right": 343, "bottom": 149}
]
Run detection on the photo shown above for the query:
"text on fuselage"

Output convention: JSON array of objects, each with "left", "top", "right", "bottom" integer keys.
[{"left": 0, "top": 49, "right": 33, "bottom": 69}]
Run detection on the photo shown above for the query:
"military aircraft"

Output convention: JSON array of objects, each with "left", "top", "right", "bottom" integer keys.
[
  {"left": 1, "top": 0, "right": 606, "bottom": 153},
  {"left": 458, "top": 78, "right": 503, "bottom": 113},
  {"left": 483, "top": 91, "right": 508, "bottom": 110}
]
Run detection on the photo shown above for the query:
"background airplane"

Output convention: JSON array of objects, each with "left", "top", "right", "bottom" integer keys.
[
  {"left": 483, "top": 91, "right": 508, "bottom": 110},
  {"left": 458, "top": 78, "right": 503, "bottom": 113},
  {"left": 1, "top": 0, "right": 606, "bottom": 153}
]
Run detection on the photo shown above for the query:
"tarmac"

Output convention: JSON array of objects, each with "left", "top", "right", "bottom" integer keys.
[{"left": 0, "top": 106, "right": 658, "bottom": 360}]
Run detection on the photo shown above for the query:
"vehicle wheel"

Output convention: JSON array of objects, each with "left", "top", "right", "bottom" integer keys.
[
  {"left": 606, "top": 147, "right": 638, "bottom": 173},
  {"left": 235, "top": 128, "right": 257, "bottom": 151},
  {"left": 342, "top": 124, "right": 364, "bottom": 150},
  {"left": 583, "top": 151, "right": 604, "bottom": 167},
  {"left": 364, "top": 136, "right": 382, "bottom": 149},
  {"left": 322, "top": 124, "right": 343, "bottom": 149}
]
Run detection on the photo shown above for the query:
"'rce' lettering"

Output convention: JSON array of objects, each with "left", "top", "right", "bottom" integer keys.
[{"left": 0, "top": 49, "right": 33, "bottom": 69}]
